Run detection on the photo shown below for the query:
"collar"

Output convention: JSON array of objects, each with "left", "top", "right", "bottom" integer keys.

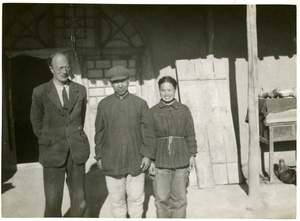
[
  {"left": 114, "top": 91, "right": 129, "bottom": 100},
  {"left": 159, "top": 99, "right": 179, "bottom": 109},
  {"left": 53, "top": 79, "right": 69, "bottom": 91}
]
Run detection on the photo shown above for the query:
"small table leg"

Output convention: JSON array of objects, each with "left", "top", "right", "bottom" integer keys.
[{"left": 269, "top": 126, "right": 274, "bottom": 182}]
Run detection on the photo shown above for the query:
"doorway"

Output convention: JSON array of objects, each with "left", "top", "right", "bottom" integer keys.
[{"left": 10, "top": 56, "right": 51, "bottom": 163}]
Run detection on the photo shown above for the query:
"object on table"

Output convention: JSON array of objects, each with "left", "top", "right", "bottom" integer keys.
[
  {"left": 264, "top": 87, "right": 296, "bottom": 98},
  {"left": 258, "top": 88, "right": 267, "bottom": 98},
  {"left": 266, "top": 87, "right": 280, "bottom": 98},
  {"left": 259, "top": 97, "right": 297, "bottom": 118},
  {"left": 277, "top": 89, "right": 294, "bottom": 98},
  {"left": 279, "top": 169, "right": 296, "bottom": 184},
  {"left": 292, "top": 87, "right": 297, "bottom": 98}
]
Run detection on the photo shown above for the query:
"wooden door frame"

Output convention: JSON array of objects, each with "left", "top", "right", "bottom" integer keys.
[{"left": 2, "top": 55, "right": 18, "bottom": 168}]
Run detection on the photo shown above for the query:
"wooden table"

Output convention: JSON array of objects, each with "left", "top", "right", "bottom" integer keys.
[
  {"left": 260, "top": 121, "right": 297, "bottom": 182},
  {"left": 258, "top": 97, "right": 297, "bottom": 182}
]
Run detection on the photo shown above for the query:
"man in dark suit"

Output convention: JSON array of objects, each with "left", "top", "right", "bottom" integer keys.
[{"left": 30, "top": 52, "right": 90, "bottom": 217}]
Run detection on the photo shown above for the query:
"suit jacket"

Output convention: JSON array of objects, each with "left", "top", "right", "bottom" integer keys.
[{"left": 30, "top": 79, "right": 90, "bottom": 167}]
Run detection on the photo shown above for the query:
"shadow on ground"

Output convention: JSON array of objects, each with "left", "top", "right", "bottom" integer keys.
[
  {"left": 63, "top": 163, "right": 108, "bottom": 217},
  {"left": 63, "top": 163, "right": 154, "bottom": 218},
  {"left": 143, "top": 174, "right": 154, "bottom": 218},
  {"left": 84, "top": 163, "right": 109, "bottom": 217},
  {"left": 2, "top": 166, "right": 17, "bottom": 194}
]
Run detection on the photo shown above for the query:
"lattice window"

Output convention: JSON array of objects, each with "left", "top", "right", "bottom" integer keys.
[
  {"left": 4, "top": 5, "right": 145, "bottom": 50},
  {"left": 3, "top": 5, "right": 50, "bottom": 49},
  {"left": 54, "top": 5, "right": 96, "bottom": 47},
  {"left": 99, "top": 5, "right": 144, "bottom": 48}
]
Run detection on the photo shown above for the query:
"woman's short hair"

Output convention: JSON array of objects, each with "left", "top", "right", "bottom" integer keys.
[{"left": 158, "top": 76, "right": 177, "bottom": 89}]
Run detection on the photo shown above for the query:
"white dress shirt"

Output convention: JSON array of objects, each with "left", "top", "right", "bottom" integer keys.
[{"left": 53, "top": 80, "right": 69, "bottom": 107}]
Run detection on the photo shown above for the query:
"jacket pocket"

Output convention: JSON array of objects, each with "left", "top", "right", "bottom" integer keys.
[{"left": 38, "top": 137, "right": 51, "bottom": 146}]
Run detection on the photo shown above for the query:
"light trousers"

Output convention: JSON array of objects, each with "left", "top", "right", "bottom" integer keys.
[
  {"left": 153, "top": 167, "right": 189, "bottom": 218},
  {"left": 105, "top": 173, "right": 145, "bottom": 218}
]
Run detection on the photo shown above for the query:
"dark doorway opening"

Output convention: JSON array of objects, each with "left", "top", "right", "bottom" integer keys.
[{"left": 10, "top": 56, "right": 52, "bottom": 163}]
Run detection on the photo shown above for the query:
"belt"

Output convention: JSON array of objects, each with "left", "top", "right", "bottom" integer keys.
[{"left": 157, "top": 136, "right": 184, "bottom": 154}]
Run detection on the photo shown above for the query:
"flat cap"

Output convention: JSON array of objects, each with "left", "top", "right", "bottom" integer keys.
[{"left": 108, "top": 66, "right": 130, "bottom": 82}]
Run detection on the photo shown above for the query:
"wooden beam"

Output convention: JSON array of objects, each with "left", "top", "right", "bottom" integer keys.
[
  {"left": 246, "top": 5, "right": 260, "bottom": 197},
  {"left": 75, "top": 47, "right": 146, "bottom": 56},
  {"left": 206, "top": 6, "right": 214, "bottom": 55}
]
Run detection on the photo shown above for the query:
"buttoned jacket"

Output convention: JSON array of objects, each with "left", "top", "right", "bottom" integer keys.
[{"left": 30, "top": 79, "right": 90, "bottom": 167}]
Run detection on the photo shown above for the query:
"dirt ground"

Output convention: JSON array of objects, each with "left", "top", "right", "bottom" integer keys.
[{"left": 1, "top": 162, "right": 297, "bottom": 219}]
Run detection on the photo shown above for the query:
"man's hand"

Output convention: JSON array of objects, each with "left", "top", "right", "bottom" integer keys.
[
  {"left": 149, "top": 161, "right": 156, "bottom": 176},
  {"left": 140, "top": 157, "right": 151, "bottom": 172},
  {"left": 189, "top": 156, "right": 195, "bottom": 171},
  {"left": 97, "top": 159, "right": 102, "bottom": 170}
]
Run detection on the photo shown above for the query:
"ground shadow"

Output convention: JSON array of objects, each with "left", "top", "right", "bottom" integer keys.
[
  {"left": 63, "top": 163, "right": 108, "bottom": 217},
  {"left": 1, "top": 166, "right": 17, "bottom": 194},
  {"left": 228, "top": 57, "right": 245, "bottom": 184},
  {"left": 260, "top": 142, "right": 269, "bottom": 178},
  {"left": 83, "top": 163, "right": 109, "bottom": 217},
  {"left": 239, "top": 183, "right": 248, "bottom": 195},
  {"left": 1, "top": 183, "right": 15, "bottom": 194},
  {"left": 142, "top": 173, "right": 154, "bottom": 218},
  {"left": 63, "top": 165, "right": 154, "bottom": 218}
]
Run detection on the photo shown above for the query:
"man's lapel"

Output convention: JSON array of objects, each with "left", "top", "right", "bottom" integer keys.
[
  {"left": 46, "top": 80, "right": 63, "bottom": 112},
  {"left": 68, "top": 81, "right": 79, "bottom": 112}
]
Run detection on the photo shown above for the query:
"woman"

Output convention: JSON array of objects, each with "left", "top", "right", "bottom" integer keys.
[{"left": 149, "top": 76, "right": 197, "bottom": 218}]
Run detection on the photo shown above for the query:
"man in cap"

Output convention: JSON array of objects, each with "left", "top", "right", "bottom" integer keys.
[{"left": 94, "top": 66, "right": 155, "bottom": 218}]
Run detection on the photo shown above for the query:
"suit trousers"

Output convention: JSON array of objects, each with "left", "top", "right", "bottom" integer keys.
[
  {"left": 153, "top": 167, "right": 189, "bottom": 218},
  {"left": 105, "top": 173, "right": 145, "bottom": 218},
  {"left": 43, "top": 151, "right": 86, "bottom": 217}
]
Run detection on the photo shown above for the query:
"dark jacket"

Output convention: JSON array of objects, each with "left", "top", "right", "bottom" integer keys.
[
  {"left": 30, "top": 79, "right": 90, "bottom": 167},
  {"left": 150, "top": 100, "right": 197, "bottom": 169},
  {"left": 94, "top": 93, "right": 156, "bottom": 176}
]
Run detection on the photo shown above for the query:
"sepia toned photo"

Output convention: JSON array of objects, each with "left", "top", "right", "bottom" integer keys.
[{"left": 1, "top": 1, "right": 297, "bottom": 219}]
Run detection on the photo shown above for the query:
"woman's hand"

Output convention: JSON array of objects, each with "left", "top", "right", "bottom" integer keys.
[{"left": 189, "top": 156, "right": 195, "bottom": 171}]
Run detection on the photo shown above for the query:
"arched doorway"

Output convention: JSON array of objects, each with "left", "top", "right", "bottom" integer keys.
[{"left": 10, "top": 56, "right": 51, "bottom": 163}]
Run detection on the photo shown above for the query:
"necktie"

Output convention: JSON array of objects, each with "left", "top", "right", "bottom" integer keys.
[{"left": 62, "top": 86, "right": 70, "bottom": 111}]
